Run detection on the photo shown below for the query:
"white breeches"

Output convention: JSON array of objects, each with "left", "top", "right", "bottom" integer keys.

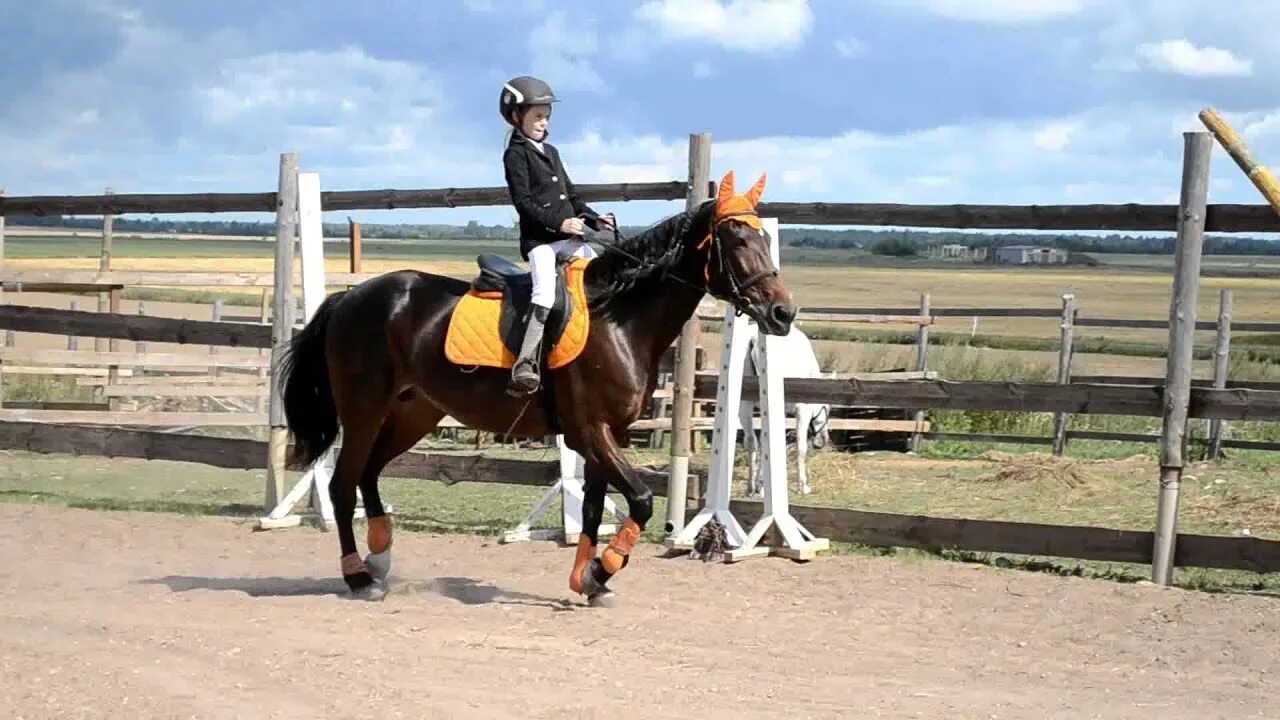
[{"left": 529, "top": 239, "right": 596, "bottom": 309}]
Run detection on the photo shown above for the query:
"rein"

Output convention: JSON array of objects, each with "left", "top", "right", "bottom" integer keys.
[{"left": 584, "top": 204, "right": 776, "bottom": 315}]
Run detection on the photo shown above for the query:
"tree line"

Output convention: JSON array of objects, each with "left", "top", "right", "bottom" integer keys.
[{"left": 11, "top": 214, "right": 1280, "bottom": 255}]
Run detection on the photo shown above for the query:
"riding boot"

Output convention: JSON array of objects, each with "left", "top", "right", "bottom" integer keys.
[{"left": 507, "top": 304, "right": 550, "bottom": 397}]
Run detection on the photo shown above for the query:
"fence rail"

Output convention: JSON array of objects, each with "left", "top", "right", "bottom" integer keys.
[
  {"left": 0, "top": 422, "right": 683, "bottom": 497},
  {"left": 0, "top": 181, "right": 690, "bottom": 217},
  {"left": 0, "top": 305, "right": 272, "bottom": 348},
  {"left": 2, "top": 270, "right": 381, "bottom": 289},
  {"left": 755, "top": 201, "right": 1280, "bottom": 232},
  {"left": 722, "top": 501, "right": 1280, "bottom": 574},
  {"left": 695, "top": 375, "right": 1280, "bottom": 421}
]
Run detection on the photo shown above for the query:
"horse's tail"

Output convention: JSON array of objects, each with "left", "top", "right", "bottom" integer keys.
[{"left": 280, "top": 290, "right": 347, "bottom": 468}]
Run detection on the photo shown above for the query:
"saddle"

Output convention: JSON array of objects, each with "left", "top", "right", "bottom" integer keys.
[{"left": 444, "top": 253, "right": 591, "bottom": 370}]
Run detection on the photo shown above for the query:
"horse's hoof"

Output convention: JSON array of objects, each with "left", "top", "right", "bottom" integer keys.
[
  {"left": 350, "top": 580, "right": 388, "bottom": 602},
  {"left": 365, "top": 551, "right": 392, "bottom": 583},
  {"left": 587, "top": 589, "right": 618, "bottom": 608}
]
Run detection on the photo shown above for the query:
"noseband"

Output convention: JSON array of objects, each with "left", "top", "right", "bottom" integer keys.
[{"left": 696, "top": 208, "right": 779, "bottom": 315}]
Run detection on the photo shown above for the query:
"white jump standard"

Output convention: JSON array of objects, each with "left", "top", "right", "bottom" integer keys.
[{"left": 667, "top": 216, "right": 829, "bottom": 561}]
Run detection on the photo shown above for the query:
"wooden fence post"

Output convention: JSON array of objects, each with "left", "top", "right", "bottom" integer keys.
[
  {"left": 67, "top": 300, "right": 80, "bottom": 350},
  {"left": 1152, "top": 131, "right": 1212, "bottom": 586},
  {"left": 96, "top": 188, "right": 113, "bottom": 353},
  {"left": 348, "top": 218, "right": 362, "bottom": 274},
  {"left": 1206, "top": 288, "right": 1232, "bottom": 460},
  {"left": 210, "top": 298, "right": 223, "bottom": 379},
  {"left": 1052, "top": 293, "right": 1076, "bottom": 456},
  {"left": 266, "top": 152, "right": 300, "bottom": 511},
  {"left": 257, "top": 288, "right": 269, "bottom": 429},
  {"left": 135, "top": 302, "right": 148, "bottom": 357},
  {"left": 908, "top": 293, "right": 930, "bottom": 453},
  {"left": 665, "top": 131, "right": 711, "bottom": 538}
]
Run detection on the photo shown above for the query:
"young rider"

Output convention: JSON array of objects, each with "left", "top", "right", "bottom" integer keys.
[{"left": 499, "top": 75, "right": 614, "bottom": 397}]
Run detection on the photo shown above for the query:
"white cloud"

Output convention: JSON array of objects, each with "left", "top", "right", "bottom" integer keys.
[
  {"left": 0, "top": 11, "right": 494, "bottom": 202},
  {"left": 1135, "top": 39, "right": 1252, "bottom": 78},
  {"left": 1092, "top": 2, "right": 1278, "bottom": 84},
  {"left": 891, "top": 0, "right": 1086, "bottom": 25},
  {"left": 833, "top": 37, "right": 866, "bottom": 59},
  {"left": 199, "top": 46, "right": 443, "bottom": 158},
  {"left": 553, "top": 104, "right": 1280, "bottom": 225},
  {"left": 527, "top": 10, "right": 605, "bottom": 93},
  {"left": 634, "top": 0, "right": 814, "bottom": 52},
  {"left": 1031, "top": 121, "right": 1080, "bottom": 151}
]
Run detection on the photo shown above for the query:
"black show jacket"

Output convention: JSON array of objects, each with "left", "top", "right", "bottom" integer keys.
[{"left": 502, "top": 132, "right": 601, "bottom": 260}]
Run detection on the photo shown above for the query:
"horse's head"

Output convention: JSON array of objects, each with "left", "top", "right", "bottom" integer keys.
[{"left": 698, "top": 170, "right": 796, "bottom": 336}]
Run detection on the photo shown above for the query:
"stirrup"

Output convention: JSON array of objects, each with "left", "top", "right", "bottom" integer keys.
[{"left": 506, "top": 366, "right": 540, "bottom": 396}]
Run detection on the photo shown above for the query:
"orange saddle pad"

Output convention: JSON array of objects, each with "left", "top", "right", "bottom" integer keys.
[{"left": 444, "top": 257, "right": 591, "bottom": 370}]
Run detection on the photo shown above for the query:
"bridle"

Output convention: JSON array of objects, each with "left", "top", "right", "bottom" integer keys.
[
  {"left": 583, "top": 201, "right": 778, "bottom": 315},
  {"left": 695, "top": 207, "right": 779, "bottom": 316}
]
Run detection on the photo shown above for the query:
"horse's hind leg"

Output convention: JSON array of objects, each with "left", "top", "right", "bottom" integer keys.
[
  {"left": 358, "top": 398, "right": 446, "bottom": 583},
  {"left": 330, "top": 403, "right": 386, "bottom": 598}
]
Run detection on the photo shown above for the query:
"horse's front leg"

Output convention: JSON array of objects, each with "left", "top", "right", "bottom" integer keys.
[{"left": 567, "top": 424, "right": 652, "bottom": 606}]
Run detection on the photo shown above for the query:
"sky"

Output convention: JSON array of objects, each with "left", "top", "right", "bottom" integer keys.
[{"left": 3, "top": 0, "right": 1280, "bottom": 230}]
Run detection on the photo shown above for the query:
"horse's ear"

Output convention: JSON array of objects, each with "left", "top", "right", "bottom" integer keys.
[
  {"left": 717, "top": 170, "right": 736, "bottom": 207},
  {"left": 744, "top": 172, "right": 767, "bottom": 207}
]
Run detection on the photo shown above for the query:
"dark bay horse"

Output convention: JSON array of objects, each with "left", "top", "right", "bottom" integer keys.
[{"left": 279, "top": 171, "right": 796, "bottom": 602}]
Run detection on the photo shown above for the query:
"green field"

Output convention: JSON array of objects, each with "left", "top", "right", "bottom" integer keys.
[{"left": 1093, "top": 252, "right": 1280, "bottom": 276}]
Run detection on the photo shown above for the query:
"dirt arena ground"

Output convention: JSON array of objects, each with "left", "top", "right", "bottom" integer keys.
[{"left": 1, "top": 504, "right": 1277, "bottom": 719}]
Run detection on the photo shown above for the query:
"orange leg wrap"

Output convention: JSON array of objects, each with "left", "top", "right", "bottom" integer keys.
[
  {"left": 601, "top": 518, "right": 642, "bottom": 575},
  {"left": 568, "top": 535, "right": 597, "bottom": 594},
  {"left": 367, "top": 516, "right": 393, "bottom": 554}
]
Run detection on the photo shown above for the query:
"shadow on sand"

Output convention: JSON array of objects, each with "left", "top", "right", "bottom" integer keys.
[
  {"left": 403, "top": 576, "right": 576, "bottom": 611},
  {"left": 138, "top": 574, "right": 578, "bottom": 609},
  {"left": 139, "top": 575, "right": 346, "bottom": 598}
]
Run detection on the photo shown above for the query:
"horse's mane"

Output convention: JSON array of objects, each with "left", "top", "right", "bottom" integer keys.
[{"left": 585, "top": 199, "right": 713, "bottom": 313}]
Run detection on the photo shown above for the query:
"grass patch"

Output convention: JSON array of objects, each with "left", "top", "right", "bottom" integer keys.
[{"left": 1, "top": 374, "right": 97, "bottom": 403}]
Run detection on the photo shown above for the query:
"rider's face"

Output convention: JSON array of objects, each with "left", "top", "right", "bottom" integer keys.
[{"left": 520, "top": 106, "right": 551, "bottom": 141}]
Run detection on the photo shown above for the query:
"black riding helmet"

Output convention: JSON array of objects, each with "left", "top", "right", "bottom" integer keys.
[{"left": 499, "top": 75, "right": 557, "bottom": 127}]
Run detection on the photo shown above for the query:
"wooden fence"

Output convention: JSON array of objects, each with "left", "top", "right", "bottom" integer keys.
[{"left": 4, "top": 130, "right": 1280, "bottom": 583}]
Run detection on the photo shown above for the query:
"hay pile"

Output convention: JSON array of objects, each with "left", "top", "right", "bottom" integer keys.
[{"left": 981, "top": 451, "right": 1102, "bottom": 488}]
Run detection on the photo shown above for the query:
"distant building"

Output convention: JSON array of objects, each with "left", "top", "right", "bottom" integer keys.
[
  {"left": 928, "top": 244, "right": 988, "bottom": 261},
  {"left": 995, "top": 245, "right": 1068, "bottom": 265}
]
